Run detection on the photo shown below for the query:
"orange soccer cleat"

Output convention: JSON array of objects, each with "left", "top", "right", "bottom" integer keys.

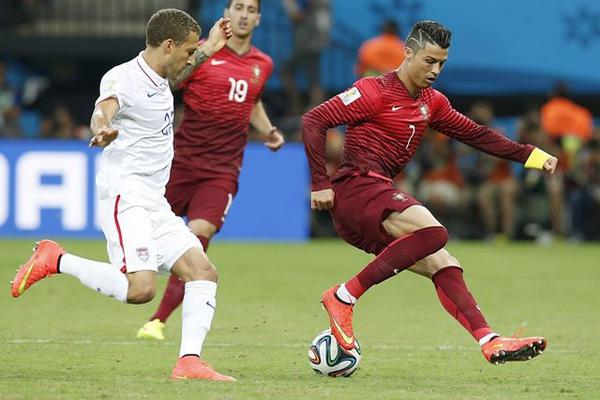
[
  {"left": 321, "top": 285, "right": 356, "bottom": 351},
  {"left": 170, "top": 356, "right": 236, "bottom": 381},
  {"left": 11, "top": 240, "right": 65, "bottom": 298},
  {"left": 481, "top": 335, "right": 547, "bottom": 364}
]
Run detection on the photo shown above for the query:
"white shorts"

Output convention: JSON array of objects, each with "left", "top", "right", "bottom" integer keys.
[{"left": 98, "top": 194, "right": 201, "bottom": 273}]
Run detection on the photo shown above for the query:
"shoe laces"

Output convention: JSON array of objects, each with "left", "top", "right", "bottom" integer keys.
[{"left": 510, "top": 327, "right": 527, "bottom": 339}]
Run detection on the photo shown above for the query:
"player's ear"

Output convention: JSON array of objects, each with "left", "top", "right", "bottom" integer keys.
[
  {"left": 255, "top": 13, "right": 261, "bottom": 27},
  {"left": 163, "top": 38, "right": 175, "bottom": 54},
  {"left": 405, "top": 46, "right": 414, "bottom": 60}
]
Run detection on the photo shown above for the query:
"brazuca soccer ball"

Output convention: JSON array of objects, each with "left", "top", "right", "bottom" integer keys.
[{"left": 307, "top": 329, "right": 361, "bottom": 377}]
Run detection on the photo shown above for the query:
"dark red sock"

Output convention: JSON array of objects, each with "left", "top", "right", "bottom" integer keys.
[
  {"left": 432, "top": 266, "right": 493, "bottom": 342},
  {"left": 151, "top": 274, "right": 185, "bottom": 323},
  {"left": 347, "top": 226, "right": 449, "bottom": 299},
  {"left": 197, "top": 235, "right": 210, "bottom": 252}
]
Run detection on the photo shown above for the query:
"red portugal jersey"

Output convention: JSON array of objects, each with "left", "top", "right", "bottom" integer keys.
[
  {"left": 303, "top": 72, "right": 535, "bottom": 191},
  {"left": 174, "top": 45, "right": 273, "bottom": 180}
]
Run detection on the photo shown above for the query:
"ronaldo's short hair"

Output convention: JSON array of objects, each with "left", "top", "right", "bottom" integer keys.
[
  {"left": 226, "top": 0, "right": 261, "bottom": 12},
  {"left": 146, "top": 8, "right": 201, "bottom": 47},
  {"left": 406, "top": 20, "right": 452, "bottom": 51}
]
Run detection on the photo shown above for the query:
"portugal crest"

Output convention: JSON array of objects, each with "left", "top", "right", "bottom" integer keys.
[
  {"left": 419, "top": 103, "right": 430, "bottom": 120},
  {"left": 251, "top": 64, "right": 261, "bottom": 83}
]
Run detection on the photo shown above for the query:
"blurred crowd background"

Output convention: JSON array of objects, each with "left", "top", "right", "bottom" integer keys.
[{"left": 1, "top": 0, "right": 599, "bottom": 242}]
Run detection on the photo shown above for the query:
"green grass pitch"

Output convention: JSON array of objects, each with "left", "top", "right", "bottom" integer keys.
[{"left": 1, "top": 239, "right": 599, "bottom": 399}]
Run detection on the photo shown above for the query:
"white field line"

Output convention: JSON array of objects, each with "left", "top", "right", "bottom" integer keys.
[{"left": 2, "top": 338, "right": 577, "bottom": 353}]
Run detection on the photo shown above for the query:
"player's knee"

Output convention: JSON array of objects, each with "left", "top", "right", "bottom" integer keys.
[
  {"left": 181, "top": 260, "right": 218, "bottom": 283},
  {"left": 127, "top": 284, "right": 156, "bottom": 304},
  {"left": 188, "top": 219, "right": 217, "bottom": 240}
]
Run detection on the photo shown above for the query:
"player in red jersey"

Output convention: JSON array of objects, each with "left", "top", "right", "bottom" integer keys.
[
  {"left": 303, "top": 20, "right": 556, "bottom": 364},
  {"left": 137, "top": 0, "right": 284, "bottom": 340}
]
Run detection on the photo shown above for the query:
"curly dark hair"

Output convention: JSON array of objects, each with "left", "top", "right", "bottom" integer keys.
[{"left": 146, "top": 8, "right": 201, "bottom": 47}]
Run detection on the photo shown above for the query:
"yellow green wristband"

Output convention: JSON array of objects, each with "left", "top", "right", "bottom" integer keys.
[{"left": 524, "top": 147, "right": 552, "bottom": 170}]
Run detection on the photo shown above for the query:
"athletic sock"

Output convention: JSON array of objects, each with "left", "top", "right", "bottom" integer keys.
[
  {"left": 151, "top": 274, "right": 185, "bottom": 323},
  {"left": 59, "top": 253, "right": 128, "bottom": 302},
  {"left": 432, "top": 266, "right": 494, "bottom": 342},
  {"left": 345, "top": 226, "right": 448, "bottom": 300},
  {"left": 179, "top": 280, "right": 217, "bottom": 358},
  {"left": 149, "top": 235, "right": 211, "bottom": 323}
]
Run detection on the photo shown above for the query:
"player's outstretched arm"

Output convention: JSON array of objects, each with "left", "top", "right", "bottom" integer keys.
[
  {"left": 430, "top": 92, "right": 558, "bottom": 169},
  {"left": 89, "top": 97, "right": 119, "bottom": 148},
  {"left": 170, "top": 18, "right": 233, "bottom": 88},
  {"left": 250, "top": 100, "right": 285, "bottom": 152}
]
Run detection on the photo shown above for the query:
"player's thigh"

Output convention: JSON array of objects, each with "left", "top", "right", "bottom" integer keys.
[
  {"left": 382, "top": 205, "right": 443, "bottom": 239},
  {"left": 187, "top": 179, "right": 238, "bottom": 233},
  {"left": 171, "top": 246, "right": 217, "bottom": 282},
  {"left": 408, "top": 248, "right": 461, "bottom": 278},
  {"left": 98, "top": 195, "right": 158, "bottom": 273}
]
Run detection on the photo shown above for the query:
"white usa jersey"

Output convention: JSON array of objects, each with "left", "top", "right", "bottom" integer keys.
[{"left": 95, "top": 52, "right": 175, "bottom": 208}]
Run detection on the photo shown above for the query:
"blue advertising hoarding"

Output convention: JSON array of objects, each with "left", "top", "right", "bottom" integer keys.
[{"left": 0, "top": 140, "right": 310, "bottom": 241}]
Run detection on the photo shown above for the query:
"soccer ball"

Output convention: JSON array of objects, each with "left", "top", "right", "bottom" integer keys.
[{"left": 307, "top": 329, "right": 361, "bottom": 377}]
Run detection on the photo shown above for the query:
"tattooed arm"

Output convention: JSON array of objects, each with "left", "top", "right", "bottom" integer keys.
[
  {"left": 169, "top": 18, "right": 232, "bottom": 89},
  {"left": 170, "top": 48, "right": 210, "bottom": 88}
]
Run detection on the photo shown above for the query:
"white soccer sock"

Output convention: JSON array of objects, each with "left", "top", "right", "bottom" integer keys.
[
  {"left": 59, "top": 253, "right": 128, "bottom": 303},
  {"left": 336, "top": 283, "right": 357, "bottom": 305},
  {"left": 479, "top": 332, "right": 500, "bottom": 346},
  {"left": 179, "top": 280, "right": 217, "bottom": 357}
]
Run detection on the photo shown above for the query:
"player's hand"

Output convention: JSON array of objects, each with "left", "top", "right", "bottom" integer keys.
[
  {"left": 543, "top": 156, "right": 558, "bottom": 174},
  {"left": 206, "top": 18, "right": 232, "bottom": 54},
  {"left": 265, "top": 128, "right": 285, "bottom": 152},
  {"left": 89, "top": 127, "right": 118, "bottom": 148},
  {"left": 311, "top": 189, "right": 334, "bottom": 211}
]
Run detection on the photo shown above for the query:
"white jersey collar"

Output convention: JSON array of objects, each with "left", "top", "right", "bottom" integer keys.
[{"left": 136, "top": 51, "right": 168, "bottom": 87}]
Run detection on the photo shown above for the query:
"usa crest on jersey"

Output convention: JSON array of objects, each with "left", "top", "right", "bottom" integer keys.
[{"left": 136, "top": 247, "right": 149, "bottom": 262}]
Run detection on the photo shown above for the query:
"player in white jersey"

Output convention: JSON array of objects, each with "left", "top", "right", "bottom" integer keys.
[{"left": 11, "top": 9, "right": 236, "bottom": 381}]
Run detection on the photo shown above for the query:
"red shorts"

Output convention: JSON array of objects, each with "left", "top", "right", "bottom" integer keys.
[
  {"left": 166, "top": 174, "right": 238, "bottom": 231},
  {"left": 330, "top": 173, "right": 421, "bottom": 255}
]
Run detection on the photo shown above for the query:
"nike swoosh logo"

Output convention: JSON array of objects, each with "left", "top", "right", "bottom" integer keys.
[
  {"left": 18, "top": 256, "right": 37, "bottom": 295},
  {"left": 392, "top": 105, "right": 403, "bottom": 111},
  {"left": 147, "top": 91, "right": 160, "bottom": 97},
  {"left": 210, "top": 59, "right": 226, "bottom": 66},
  {"left": 331, "top": 316, "right": 354, "bottom": 346},
  {"left": 206, "top": 301, "right": 216, "bottom": 310}
]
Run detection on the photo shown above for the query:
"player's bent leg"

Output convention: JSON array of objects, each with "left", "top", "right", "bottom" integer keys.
[
  {"left": 419, "top": 249, "right": 548, "bottom": 364},
  {"left": 12, "top": 240, "right": 131, "bottom": 303},
  {"left": 327, "top": 206, "right": 448, "bottom": 351},
  {"left": 169, "top": 246, "right": 235, "bottom": 381}
]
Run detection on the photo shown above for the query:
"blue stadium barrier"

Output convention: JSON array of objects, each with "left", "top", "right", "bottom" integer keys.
[{"left": 0, "top": 140, "right": 310, "bottom": 241}]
